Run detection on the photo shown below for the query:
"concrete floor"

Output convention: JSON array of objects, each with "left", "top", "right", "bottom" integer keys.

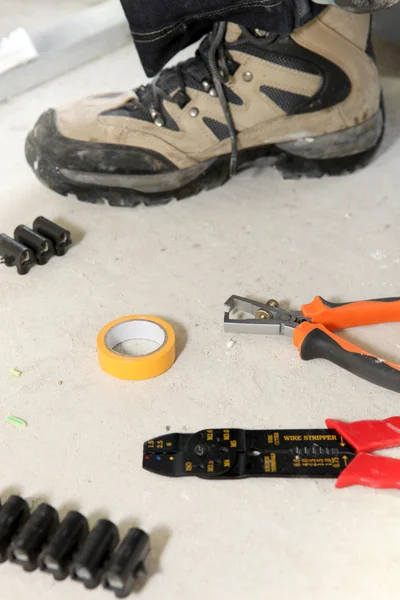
[
  {"left": 1, "top": 23, "right": 400, "bottom": 600},
  {"left": 0, "top": 0, "right": 104, "bottom": 37}
]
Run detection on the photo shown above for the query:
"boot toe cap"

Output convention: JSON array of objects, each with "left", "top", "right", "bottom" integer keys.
[{"left": 27, "top": 108, "right": 177, "bottom": 176}]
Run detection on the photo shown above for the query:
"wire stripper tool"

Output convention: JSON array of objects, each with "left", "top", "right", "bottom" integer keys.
[
  {"left": 224, "top": 295, "right": 400, "bottom": 393},
  {"left": 143, "top": 417, "right": 400, "bottom": 489}
]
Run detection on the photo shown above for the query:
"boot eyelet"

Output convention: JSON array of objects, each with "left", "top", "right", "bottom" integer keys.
[
  {"left": 242, "top": 71, "right": 253, "bottom": 82},
  {"left": 172, "top": 89, "right": 190, "bottom": 108},
  {"left": 209, "top": 88, "right": 217, "bottom": 97},
  {"left": 202, "top": 80, "right": 211, "bottom": 91},
  {"left": 189, "top": 107, "right": 199, "bottom": 118}
]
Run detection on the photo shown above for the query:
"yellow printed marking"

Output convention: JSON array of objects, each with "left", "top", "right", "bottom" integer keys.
[
  {"left": 166, "top": 442, "right": 172, "bottom": 447},
  {"left": 264, "top": 455, "right": 271, "bottom": 473},
  {"left": 207, "top": 429, "right": 213, "bottom": 441},
  {"left": 270, "top": 453, "right": 277, "bottom": 472},
  {"left": 284, "top": 435, "right": 302, "bottom": 441},
  {"left": 223, "top": 459, "right": 231, "bottom": 468},
  {"left": 185, "top": 462, "right": 193, "bottom": 472},
  {"left": 264, "top": 454, "right": 277, "bottom": 473},
  {"left": 274, "top": 432, "right": 280, "bottom": 446},
  {"left": 230, "top": 440, "right": 237, "bottom": 448},
  {"left": 342, "top": 456, "right": 348, "bottom": 466},
  {"left": 147, "top": 441, "right": 155, "bottom": 449},
  {"left": 293, "top": 457, "right": 340, "bottom": 469},
  {"left": 157, "top": 440, "right": 164, "bottom": 449},
  {"left": 340, "top": 436, "right": 346, "bottom": 447},
  {"left": 223, "top": 429, "right": 230, "bottom": 440},
  {"left": 207, "top": 461, "right": 214, "bottom": 473},
  {"left": 329, "top": 457, "right": 341, "bottom": 468},
  {"left": 169, "top": 456, "right": 174, "bottom": 461},
  {"left": 268, "top": 434, "right": 273, "bottom": 444},
  {"left": 304, "top": 434, "right": 337, "bottom": 441}
]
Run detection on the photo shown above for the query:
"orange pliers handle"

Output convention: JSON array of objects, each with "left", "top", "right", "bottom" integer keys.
[{"left": 293, "top": 297, "right": 400, "bottom": 393}]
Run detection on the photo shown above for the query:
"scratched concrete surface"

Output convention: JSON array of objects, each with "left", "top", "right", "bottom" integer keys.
[
  {"left": 0, "top": 19, "right": 400, "bottom": 600},
  {"left": 0, "top": 0, "right": 104, "bottom": 37}
]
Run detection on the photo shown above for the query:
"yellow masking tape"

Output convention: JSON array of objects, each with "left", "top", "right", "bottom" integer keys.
[{"left": 97, "top": 315, "right": 176, "bottom": 380}]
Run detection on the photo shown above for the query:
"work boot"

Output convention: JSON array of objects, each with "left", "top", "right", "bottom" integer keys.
[{"left": 26, "top": 8, "right": 383, "bottom": 208}]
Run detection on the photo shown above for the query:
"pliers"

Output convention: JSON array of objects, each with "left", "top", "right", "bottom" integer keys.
[
  {"left": 224, "top": 295, "right": 400, "bottom": 393},
  {"left": 143, "top": 417, "right": 400, "bottom": 490}
]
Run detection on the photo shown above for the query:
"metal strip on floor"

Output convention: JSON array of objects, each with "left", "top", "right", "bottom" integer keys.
[{"left": 0, "top": 0, "right": 131, "bottom": 104}]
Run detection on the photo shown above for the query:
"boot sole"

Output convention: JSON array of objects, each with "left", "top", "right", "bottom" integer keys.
[{"left": 25, "top": 109, "right": 384, "bottom": 208}]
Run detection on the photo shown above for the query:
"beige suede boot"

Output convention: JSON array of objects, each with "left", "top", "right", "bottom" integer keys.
[{"left": 26, "top": 8, "right": 382, "bottom": 207}]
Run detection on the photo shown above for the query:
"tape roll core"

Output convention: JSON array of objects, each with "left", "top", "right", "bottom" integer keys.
[
  {"left": 105, "top": 320, "right": 167, "bottom": 355},
  {"left": 97, "top": 315, "right": 176, "bottom": 380}
]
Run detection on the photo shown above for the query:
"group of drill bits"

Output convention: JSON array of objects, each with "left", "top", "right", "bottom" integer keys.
[
  {"left": 0, "top": 495, "right": 150, "bottom": 598},
  {"left": 0, "top": 216, "right": 72, "bottom": 275}
]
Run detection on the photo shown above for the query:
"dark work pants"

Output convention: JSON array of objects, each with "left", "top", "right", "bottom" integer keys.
[{"left": 120, "top": 0, "right": 325, "bottom": 76}]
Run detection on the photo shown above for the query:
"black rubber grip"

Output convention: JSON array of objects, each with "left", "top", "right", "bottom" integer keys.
[
  {"left": 320, "top": 297, "right": 400, "bottom": 309},
  {"left": 300, "top": 328, "right": 400, "bottom": 393}
]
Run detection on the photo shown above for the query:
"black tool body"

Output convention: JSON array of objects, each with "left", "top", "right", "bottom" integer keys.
[{"left": 143, "top": 428, "right": 356, "bottom": 479}]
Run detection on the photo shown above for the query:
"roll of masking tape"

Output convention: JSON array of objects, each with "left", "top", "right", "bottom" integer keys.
[{"left": 97, "top": 316, "right": 176, "bottom": 380}]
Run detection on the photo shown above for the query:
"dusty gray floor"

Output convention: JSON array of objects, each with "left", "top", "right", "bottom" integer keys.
[
  {"left": 0, "top": 0, "right": 104, "bottom": 37},
  {"left": 0, "top": 28, "right": 400, "bottom": 600}
]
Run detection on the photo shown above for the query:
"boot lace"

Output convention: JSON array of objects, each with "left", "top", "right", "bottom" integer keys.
[{"left": 129, "top": 23, "right": 238, "bottom": 176}]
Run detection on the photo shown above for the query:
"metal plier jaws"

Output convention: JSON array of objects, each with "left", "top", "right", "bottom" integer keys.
[
  {"left": 224, "top": 294, "right": 400, "bottom": 393},
  {"left": 224, "top": 295, "right": 308, "bottom": 338}
]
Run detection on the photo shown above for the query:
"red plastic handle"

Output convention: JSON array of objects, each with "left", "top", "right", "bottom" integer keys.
[
  {"left": 335, "top": 453, "right": 400, "bottom": 490},
  {"left": 301, "top": 296, "right": 400, "bottom": 331},
  {"left": 326, "top": 417, "right": 400, "bottom": 453}
]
